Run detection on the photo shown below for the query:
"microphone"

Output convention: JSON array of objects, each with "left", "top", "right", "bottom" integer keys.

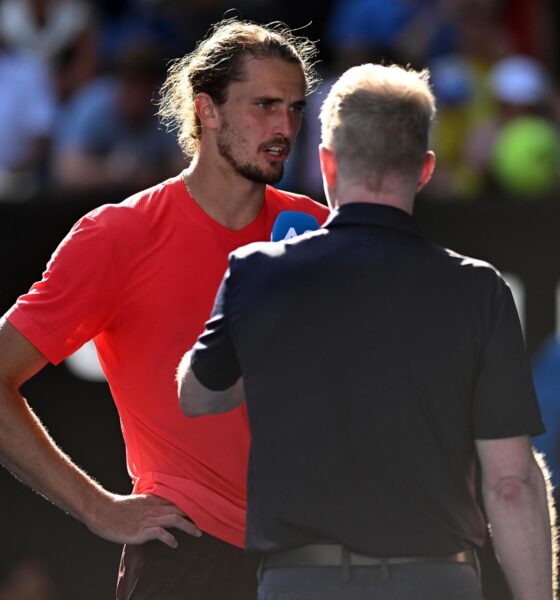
[{"left": 270, "top": 211, "right": 320, "bottom": 241}]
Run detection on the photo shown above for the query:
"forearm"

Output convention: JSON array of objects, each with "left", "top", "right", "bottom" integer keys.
[
  {"left": 0, "top": 381, "right": 110, "bottom": 526},
  {"left": 177, "top": 351, "right": 244, "bottom": 417},
  {"left": 483, "top": 456, "right": 555, "bottom": 600},
  {"left": 0, "top": 382, "right": 202, "bottom": 546},
  {"left": 0, "top": 313, "right": 197, "bottom": 547}
]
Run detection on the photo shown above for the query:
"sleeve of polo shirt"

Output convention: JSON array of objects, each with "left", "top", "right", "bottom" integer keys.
[
  {"left": 5, "top": 215, "right": 119, "bottom": 365},
  {"left": 472, "top": 279, "right": 544, "bottom": 439},
  {"left": 190, "top": 262, "right": 241, "bottom": 391}
]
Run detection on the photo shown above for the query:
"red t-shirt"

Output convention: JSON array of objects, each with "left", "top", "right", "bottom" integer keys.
[{"left": 6, "top": 174, "right": 329, "bottom": 547}]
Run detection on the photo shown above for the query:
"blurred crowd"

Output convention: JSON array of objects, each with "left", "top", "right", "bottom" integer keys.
[
  {"left": 0, "top": 554, "right": 56, "bottom": 600},
  {"left": 1, "top": 0, "right": 560, "bottom": 204}
]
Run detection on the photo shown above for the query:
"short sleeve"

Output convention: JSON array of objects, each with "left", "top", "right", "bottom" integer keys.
[
  {"left": 190, "top": 264, "right": 241, "bottom": 391},
  {"left": 472, "top": 280, "right": 544, "bottom": 439},
  {"left": 5, "top": 215, "right": 120, "bottom": 364}
]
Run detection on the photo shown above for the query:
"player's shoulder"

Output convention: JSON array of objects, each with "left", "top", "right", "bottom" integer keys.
[
  {"left": 266, "top": 186, "right": 330, "bottom": 221},
  {"left": 79, "top": 175, "right": 181, "bottom": 234}
]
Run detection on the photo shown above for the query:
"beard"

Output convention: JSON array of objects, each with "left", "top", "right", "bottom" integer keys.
[{"left": 217, "top": 122, "right": 286, "bottom": 185}]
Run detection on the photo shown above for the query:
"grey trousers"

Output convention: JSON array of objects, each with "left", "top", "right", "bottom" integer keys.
[{"left": 258, "top": 563, "right": 484, "bottom": 600}]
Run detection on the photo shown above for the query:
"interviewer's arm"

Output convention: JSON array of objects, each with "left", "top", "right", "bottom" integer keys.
[
  {"left": 177, "top": 350, "right": 245, "bottom": 417},
  {"left": 0, "top": 318, "right": 200, "bottom": 547},
  {"left": 476, "top": 435, "right": 555, "bottom": 600}
]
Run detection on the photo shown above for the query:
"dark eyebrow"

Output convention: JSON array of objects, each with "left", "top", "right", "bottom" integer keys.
[
  {"left": 252, "top": 96, "right": 307, "bottom": 107},
  {"left": 252, "top": 96, "right": 281, "bottom": 103},
  {"left": 291, "top": 99, "right": 307, "bottom": 109}
]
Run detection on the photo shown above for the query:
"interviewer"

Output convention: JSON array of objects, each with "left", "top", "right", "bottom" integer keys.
[{"left": 178, "top": 62, "right": 554, "bottom": 600}]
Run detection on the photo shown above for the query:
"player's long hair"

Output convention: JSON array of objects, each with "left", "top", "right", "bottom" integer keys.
[{"left": 158, "top": 18, "right": 319, "bottom": 157}]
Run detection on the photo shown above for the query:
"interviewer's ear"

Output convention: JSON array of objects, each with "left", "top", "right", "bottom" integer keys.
[
  {"left": 319, "top": 145, "right": 338, "bottom": 209},
  {"left": 416, "top": 151, "right": 436, "bottom": 192},
  {"left": 319, "top": 145, "right": 336, "bottom": 185}
]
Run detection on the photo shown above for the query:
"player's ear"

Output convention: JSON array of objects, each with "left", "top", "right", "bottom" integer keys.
[{"left": 195, "top": 93, "right": 220, "bottom": 132}]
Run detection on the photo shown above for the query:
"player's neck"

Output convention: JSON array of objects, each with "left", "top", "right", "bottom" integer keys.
[{"left": 183, "top": 156, "right": 266, "bottom": 231}]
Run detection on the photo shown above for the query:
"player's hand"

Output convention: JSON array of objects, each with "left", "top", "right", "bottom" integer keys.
[{"left": 87, "top": 493, "right": 202, "bottom": 548}]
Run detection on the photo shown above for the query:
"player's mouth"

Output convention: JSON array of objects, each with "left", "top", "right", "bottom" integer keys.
[{"left": 261, "top": 139, "right": 290, "bottom": 161}]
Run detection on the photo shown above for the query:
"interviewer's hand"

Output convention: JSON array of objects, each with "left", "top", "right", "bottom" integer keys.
[{"left": 87, "top": 493, "right": 202, "bottom": 548}]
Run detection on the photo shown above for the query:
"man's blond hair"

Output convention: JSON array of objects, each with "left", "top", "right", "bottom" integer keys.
[
  {"left": 158, "top": 18, "right": 319, "bottom": 157},
  {"left": 320, "top": 63, "right": 436, "bottom": 190}
]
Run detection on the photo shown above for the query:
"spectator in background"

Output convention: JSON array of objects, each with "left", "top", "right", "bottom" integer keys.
[
  {"left": 325, "top": 0, "right": 458, "bottom": 68},
  {"left": 464, "top": 55, "right": 560, "bottom": 198},
  {"left": 502, "top": 0, "right": 555, "bottom": 64},
  {"left": 491, "top": 114, "right": 560, "bottom": 197},
  {"left": 0, "top": 33, "right": 56, "bottom": 201},
  {"left": 423, "top": 53, "right": 479, "bottom": 199},
  {"left": 96, "top": 0, "right": 183, "bottom": 66},
  {"left": 0, "top": 0, "right": 98, "bottom": 102},
  {"left": 303, "top": 0, "right": 517, "bottom": 203},
  {"left": 297, "top": 0, "right": 459, "bottom": 203},
  {"left": 51, "top": 38, "right": 183, "bottom": 197},
  {"left": 0, "top": 556, "right": 56, "bottom": 600},
  {"left": 424, "top": 0, "right": 516, "bottom": 200}
]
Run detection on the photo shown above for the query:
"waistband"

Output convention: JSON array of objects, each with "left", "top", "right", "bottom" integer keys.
[{"left": 261, "top": 544, "right": 477, "bottom": 570}]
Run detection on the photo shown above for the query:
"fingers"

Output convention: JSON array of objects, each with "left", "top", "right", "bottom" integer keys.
[
  {"left": 143, "top": 495, "right": 191, "bottom": 516},
  {"left": 100, "top": 493, "right": 202, "bottom": 547},
  {"left": 141, "top": 497, "right": 202, "bottom": 536},
  {"left": 155, "top": 513, "right": 202, "bottom": 538},
  {"left": 145, "top": 526, "right": 179, "bottom": 549},
  {"left": 181, "top": 520, "right": 203, "bottom": 538},
  {"left": 142, "top": 517, "right": 202, "bottom": 548},
  {"left": 137, "top": 496, "right": 203, "bottom": 544}
]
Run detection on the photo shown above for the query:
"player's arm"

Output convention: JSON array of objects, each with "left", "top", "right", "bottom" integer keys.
[
  {"left": 0, "top": 318, "right": 201, "bottom": 547},
  {"left": 476, "top": 435, "right": 556, "bottom": 600},
  {"left": 177, "top": 350, "right": 244, "bottom": 417}
]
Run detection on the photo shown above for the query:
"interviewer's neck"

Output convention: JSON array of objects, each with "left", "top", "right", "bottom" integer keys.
[
  {"left": 334, "top": 184, "right": 415, "bottom": 215},
  {"left": 325, "top": 150, "right": 435, "bottom": 215}
]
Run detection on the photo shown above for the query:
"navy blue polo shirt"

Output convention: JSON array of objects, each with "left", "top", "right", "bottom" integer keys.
[{"left": 191, "top": 203, "right": 544, "bottom": 556}]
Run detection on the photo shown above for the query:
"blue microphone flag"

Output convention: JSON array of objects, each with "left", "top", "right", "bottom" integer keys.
[{"left": 270, "top": 211, "right": 320, "bottom": 241}]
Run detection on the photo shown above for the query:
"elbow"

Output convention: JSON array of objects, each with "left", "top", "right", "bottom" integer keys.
[
  {"left": 487, "top": 468, "right": 540, "bottom": 510},
  {"left": 181, "top": 400, "right": 202, "bottom": 418},
  {"left": 178, "top": 381, "right": 198, "bottom": 418},
  {"left": 494, "top": 476, "right": 531, "bottom": 507}
]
